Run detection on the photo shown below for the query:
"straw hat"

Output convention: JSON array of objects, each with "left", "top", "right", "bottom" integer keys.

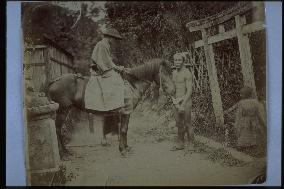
[{"left": 102, "top": 28, "right": 123, "bottom": 40}]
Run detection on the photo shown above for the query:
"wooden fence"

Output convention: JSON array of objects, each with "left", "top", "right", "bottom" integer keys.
[{"left": 24, "top": 36, "right": 75, "bottom": 92}]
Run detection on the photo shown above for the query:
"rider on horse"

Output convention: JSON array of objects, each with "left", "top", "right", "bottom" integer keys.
[{"left": 88, "top": 27, "right": 127, "bottom": 111}]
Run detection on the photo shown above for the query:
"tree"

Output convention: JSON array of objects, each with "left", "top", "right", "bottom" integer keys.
[
  {"left": 22, "top": 2, "right": 102, "bottom": 75},
  {"left": 105, "top": 1, "right": 238, "bottom": 66}
]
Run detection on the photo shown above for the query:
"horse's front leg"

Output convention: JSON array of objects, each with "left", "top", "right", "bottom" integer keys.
[
  {"left": 123, "top": 114, "right": 131, "bottom": 151},
  {"left": 119, "top": 114, "right": 130, "bottom": 155},
  {"left": 101, "top": 115, "right": 109, "bottom": 146},
  {"left": 88, "top": 113, "right": 95, "bottom": 133}
]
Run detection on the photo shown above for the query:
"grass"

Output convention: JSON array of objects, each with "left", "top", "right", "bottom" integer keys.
[{"left": 206, "top": 148, "right": 246, "bottom": 167}]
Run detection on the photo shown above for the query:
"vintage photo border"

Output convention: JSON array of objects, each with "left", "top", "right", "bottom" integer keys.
[{"left": 5, "top": 1, "right": 282, "bottom": 186}]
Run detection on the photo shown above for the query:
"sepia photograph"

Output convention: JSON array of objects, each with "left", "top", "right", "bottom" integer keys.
[{"left": 22, "top": 1, "right": 267, "bottom": 186}]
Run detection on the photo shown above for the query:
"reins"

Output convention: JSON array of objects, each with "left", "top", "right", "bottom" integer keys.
[{"left": 124, "top": 71, "right": 152, "bottom": 85}]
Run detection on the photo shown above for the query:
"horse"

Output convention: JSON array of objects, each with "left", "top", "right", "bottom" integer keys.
[{"left": 47, "top": 58, "right": 175, "bottom": 159}]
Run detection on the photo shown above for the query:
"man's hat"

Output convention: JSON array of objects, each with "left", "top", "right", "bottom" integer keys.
[{"left": 102, "top": 28, "right": 123, "bottom": 40}]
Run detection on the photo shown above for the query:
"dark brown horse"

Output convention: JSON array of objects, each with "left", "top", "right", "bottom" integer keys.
[{"left": 47, "top": 58, "right": 175, "bottom": 159}]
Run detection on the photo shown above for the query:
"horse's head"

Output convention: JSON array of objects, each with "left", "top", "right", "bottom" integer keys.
[{"left": 154, "top": 59, "right": 175, "bottom": 96}]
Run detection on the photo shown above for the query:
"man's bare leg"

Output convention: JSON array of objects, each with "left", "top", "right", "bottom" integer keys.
[{"left": 171, "top": 112, "right": 185, "bottom": 151}]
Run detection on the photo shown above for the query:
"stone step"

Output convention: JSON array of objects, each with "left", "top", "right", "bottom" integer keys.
[{"left": 195, "top": 135, "right": 265, "bottom": 163}]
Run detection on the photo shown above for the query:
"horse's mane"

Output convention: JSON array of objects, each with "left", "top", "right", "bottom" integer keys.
[{"left": 129, "top": 58, "right": 163, "bottom": 80}]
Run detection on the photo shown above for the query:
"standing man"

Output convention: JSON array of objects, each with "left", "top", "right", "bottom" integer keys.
[{"left": 171, "top": 53, "right": 194, "bottom": 151}]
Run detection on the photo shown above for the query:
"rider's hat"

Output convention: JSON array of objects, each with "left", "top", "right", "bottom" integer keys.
[{"left": 102, "top": 27, "right": 123, "bottom": 40}]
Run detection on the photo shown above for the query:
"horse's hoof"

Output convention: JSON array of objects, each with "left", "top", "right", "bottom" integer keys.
[
  {"left": 101, "top": 139, "right": 109, "bottom": 147},
  {"left": 60, "top": 154, "right": 71, "bottom": 161},
  {"left": 62, "top": 156, "right": 71, "bottom": 161},
  {"left": 126, "top": 146, "right": 133, "bottom": 152},
  {"left": 62, "top": 148, "right": 74, "bottom": 156},
  {"left": 101, "top": 142, "right": 110, "bottom": 147},
  {"left": 120, "top": 150, "right": 127, "bottom": 157},
  {"left": 65, "top": 149, "right": 74, "bottom": 156},
  {"left": 186, "top": 144, "right": 195, "bottom": 151}
]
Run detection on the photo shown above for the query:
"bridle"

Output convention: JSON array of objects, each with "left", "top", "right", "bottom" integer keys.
[
  {"left": 121, "top": 65, "right": 167, "bottom": 94},
  {"left": 122, "top": 69, "right": 152, "bottom": 85}
]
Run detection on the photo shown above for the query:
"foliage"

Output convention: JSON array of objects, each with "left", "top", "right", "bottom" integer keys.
[
  {"left": 214, "top": 38, "right": 244, "bottom": 111},
  {"left": 206, "top": 148, "right": 246, "bottom": 167},
  {"left": 22, "top": 2, "right": 102, "bottom": 75},
  {"left": 105, "top": 1, "right": 238, "bottom": 67}
]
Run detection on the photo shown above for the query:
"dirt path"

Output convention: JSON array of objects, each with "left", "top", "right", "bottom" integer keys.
[{"left": 64, "top": 110, "right": 261, "bottom": 186}]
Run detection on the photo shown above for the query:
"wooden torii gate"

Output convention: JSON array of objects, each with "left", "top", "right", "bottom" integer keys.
[{"left": 186, "top": 2, "right": 265, "bottom": 127}]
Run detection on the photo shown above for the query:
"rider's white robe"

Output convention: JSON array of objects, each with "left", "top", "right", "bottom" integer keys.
[{"left": 85, "top": 38, "right": 125, "bottom": 111}]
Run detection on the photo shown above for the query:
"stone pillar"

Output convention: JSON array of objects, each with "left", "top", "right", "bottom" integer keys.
[{"left": 25, "top": 64, "right": 60, "bottom": 186}]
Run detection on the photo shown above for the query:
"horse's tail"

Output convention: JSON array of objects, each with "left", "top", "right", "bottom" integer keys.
[
  {"left": 43, "top": 80, "right": 53, "bottom": 102},
  {"left": 44, "top": 73, "right": 75, "bottom": 102},
  {"left": 44, "top": 76, "right": 62, "bottom": 102}
]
